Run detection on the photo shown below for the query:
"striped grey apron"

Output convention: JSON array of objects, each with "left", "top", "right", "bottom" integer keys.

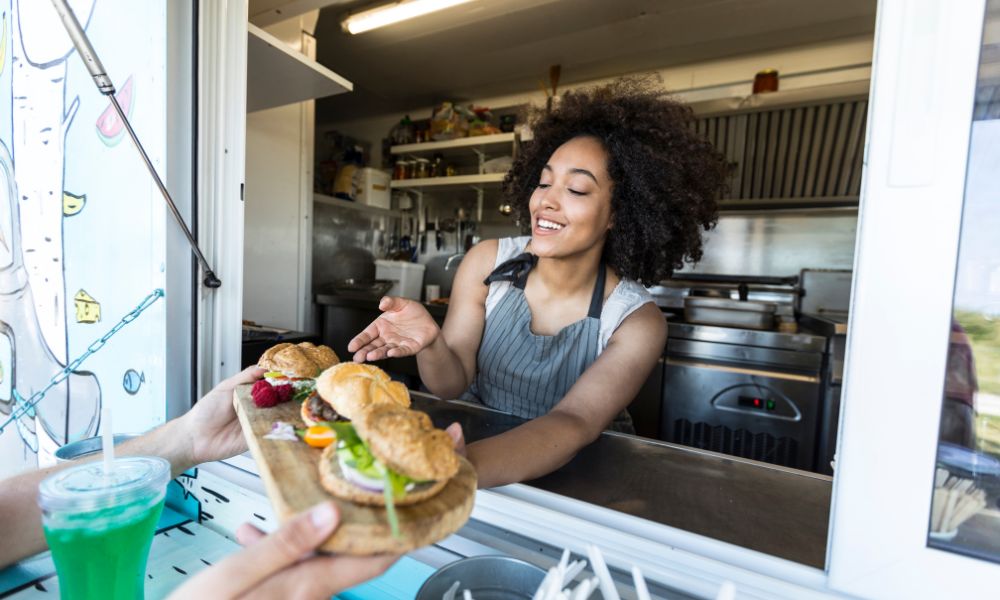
[{"left": 464, "top": 252, "right": 635, "bottom": 434}]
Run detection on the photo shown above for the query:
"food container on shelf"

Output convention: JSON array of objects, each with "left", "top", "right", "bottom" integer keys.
[
  {"left": 375, "top": 260, "right": 425, "bottom": 300},
  {"left": 414, "top": 158, "right": 431, "bottom": 179},
  {"left": 753, "top": 69, "right": 779, "bottom": 93},
  {"left": 355, "top": 168, "right": 391, "bottom": 209}
]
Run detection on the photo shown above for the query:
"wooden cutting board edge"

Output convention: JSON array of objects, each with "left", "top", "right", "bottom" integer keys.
[{"left": 232, "top": 384, "right": 477, "bottom": 555}]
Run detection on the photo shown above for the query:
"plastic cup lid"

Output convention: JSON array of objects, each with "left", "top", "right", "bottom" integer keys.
[{"left": 38, "top": 456, "right": 170, "bottom": 513}]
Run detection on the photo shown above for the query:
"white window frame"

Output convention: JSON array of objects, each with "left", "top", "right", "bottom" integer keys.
[
  {"left": 164, "top": 0, "right": 196, "bottom": 419},
  {"left": 192, "top": 0, "right": 1000, "bottom": 597},
  {"left": 826, "top": 0, "right": 1000, "bottom": 596},
  {"left": 196, "top": 0, "right": 248, "bottom": 395}
]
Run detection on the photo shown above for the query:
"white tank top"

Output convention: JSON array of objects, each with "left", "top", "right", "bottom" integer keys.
[{"left": 484, "top": 236, "right": 655, "bottom": 356}]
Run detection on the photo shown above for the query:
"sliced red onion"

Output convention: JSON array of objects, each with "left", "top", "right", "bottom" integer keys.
[
  {"left": 339, "top": 456, "right": 385, "bottom": 492},
  {"left": 263, "top": 421, "right": 297, "bottom": 441}
]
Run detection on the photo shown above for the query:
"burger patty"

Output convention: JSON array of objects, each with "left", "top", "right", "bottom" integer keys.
[{"left": 308, "top": 394, "right": 342, "bottom": 422}]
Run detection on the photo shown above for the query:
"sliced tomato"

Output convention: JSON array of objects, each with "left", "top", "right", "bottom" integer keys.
[{"left": 303, "top": 425, "right": 336, "bottom": 448}]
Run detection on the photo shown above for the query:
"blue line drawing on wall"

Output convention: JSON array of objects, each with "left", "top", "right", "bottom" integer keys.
[
  {"left": 0, "top": 0, "right": 103, "bottom": 472},
  {"left": 122, "top": 368, "right": 144, "bottom": 395},
  {"left": 0, "top": 139, "right": 101, "bottom": 465}
]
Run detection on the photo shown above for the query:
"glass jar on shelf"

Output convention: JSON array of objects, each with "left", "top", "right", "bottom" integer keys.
[
  {"left": 414, "top": 158, "right": 430, "bottom": 179},
  {"left": 393, "top": 160, "right": 408, "bottom": 180},
  {"left": 430, "top": 153, "right": 444, "bottom": 177}
]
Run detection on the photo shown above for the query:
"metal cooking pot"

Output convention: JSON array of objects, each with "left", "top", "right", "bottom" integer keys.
[
  {"left": 416, "top": 555, "right": 547, "bottom": 600},
  {"left": 54, "top": 433, "right": 143, "bottom": 462}
]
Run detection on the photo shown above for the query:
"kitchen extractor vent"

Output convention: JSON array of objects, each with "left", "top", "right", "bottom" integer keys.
[
  {"left": 673, "top": 418, "right": 800, "bottom": 468},
  {"left": 691, "top": 84, "right": 869, "bottom": 208}
]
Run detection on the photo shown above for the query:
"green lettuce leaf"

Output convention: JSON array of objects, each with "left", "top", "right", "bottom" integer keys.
[
  {"left": 382, "top": 470, "right": 401, "bottom": 539},
  {"left": 326, "top": 421, "right": 413, "bottom": 539}
]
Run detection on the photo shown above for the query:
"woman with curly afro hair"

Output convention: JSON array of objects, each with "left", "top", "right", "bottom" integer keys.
[{"left": 349, "top": 77, "right": 727, "bottom": 487}]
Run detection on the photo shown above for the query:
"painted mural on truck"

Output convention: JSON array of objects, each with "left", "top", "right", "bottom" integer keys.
[{"left": 0, "top": 0, "right": 169, "bottom": 477}]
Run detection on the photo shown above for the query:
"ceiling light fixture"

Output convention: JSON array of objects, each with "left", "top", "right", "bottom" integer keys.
[{"left": 341, "top": 0, "right": 478, "bottom": 35}]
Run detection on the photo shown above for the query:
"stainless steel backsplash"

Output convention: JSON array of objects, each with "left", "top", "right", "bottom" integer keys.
[
  {"left": 680, "top": 209, "right": 858, "bottom": 278},
  {"left": 312, "top": 201, "right": 400, "bottom": 288},
  {"left": 312, "top": 201, "right": 857, "bottom": 287}
]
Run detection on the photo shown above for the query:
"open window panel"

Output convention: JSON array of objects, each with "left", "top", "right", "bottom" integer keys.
[{"left": 828, "top": 0, "right": 1000, "bottom": 596}]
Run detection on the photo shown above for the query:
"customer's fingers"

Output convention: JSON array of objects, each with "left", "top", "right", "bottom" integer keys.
[
  {"left": 235, "top": 522, "right": 268, "bottom": 546},
  {"left": 241, "top": 553, "right": 399, "bottom": 600},
  {"left": 229, "top": 366, "right": 265, "bottom": 385},
  {"left": 191, "top": 502, "right": 339, "bottom": 593}
]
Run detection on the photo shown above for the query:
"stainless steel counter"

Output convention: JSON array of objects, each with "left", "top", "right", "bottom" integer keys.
[
  {"left": 411, "top": 393, "right": 832, "bottom": 570},
  {"left": 667, "top": 322, "right": 827, "bottom": 353}
]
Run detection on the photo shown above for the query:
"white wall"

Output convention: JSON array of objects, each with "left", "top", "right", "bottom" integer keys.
[
  {"left": 324, "top": 35, "right": 875, "bottom": 167},
  {"left": 243, "top": 13, "right": 318, "bottom": 331},
  {"left": 1, "top": 0, "right": 186, "bottom": 476}
]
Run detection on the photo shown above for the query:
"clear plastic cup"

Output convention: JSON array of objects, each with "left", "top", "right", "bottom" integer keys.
[{"left": 38, "top": 456, "right": 170, "bottom": 600}]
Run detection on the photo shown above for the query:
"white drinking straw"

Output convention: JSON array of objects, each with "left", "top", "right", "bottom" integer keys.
[{"left": 101, "top": 406, "right": 114, "bottom": 476}]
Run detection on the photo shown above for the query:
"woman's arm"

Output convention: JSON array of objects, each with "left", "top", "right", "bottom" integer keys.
[
  {"left": 416, "top": 240, "right": 496, "bottom": 398},
  {"left": 349, "top": 240, "right": 497, "bottom": 399},
  {"left": 466, "top": 302, "right": 667, "bottom": 488}
]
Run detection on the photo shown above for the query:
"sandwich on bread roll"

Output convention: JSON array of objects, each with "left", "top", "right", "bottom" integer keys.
[
  {"left": 318, "top": 405, "right": 459, "bottom": 507},
  {"left": 309, "top": 362, "right": 410, "bottom": 426},
  {"left": 258, "top": 342, "right": 340, "bottom": 382},
  {"left": 258, "top": 342, "right": 340, "bottom": 418}
]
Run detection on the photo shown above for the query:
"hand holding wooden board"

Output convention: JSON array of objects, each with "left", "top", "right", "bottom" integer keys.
[{"left": 233, "top": 383, "right": 477, "bottom": 555}]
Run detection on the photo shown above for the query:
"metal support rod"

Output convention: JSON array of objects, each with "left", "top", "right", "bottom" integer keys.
[
  {"left": 51, "top": 0, "right": 221, "bottom": 288},
  {"left": 109, "top": 96, "right": 221, "bottom": 287}
]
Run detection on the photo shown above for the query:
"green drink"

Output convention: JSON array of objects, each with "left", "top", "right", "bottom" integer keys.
[{"left": 38, "top": 456, "right": 170, "bottom": 600}]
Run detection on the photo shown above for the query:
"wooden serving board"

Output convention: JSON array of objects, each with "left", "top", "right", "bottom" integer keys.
[{"left": 233, "top": 384, "right": 477, "bottom": 555}]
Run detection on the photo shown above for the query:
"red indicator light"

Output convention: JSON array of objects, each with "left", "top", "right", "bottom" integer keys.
[{"left": 753, "top": 398, "right": 761, "bottom": 408}]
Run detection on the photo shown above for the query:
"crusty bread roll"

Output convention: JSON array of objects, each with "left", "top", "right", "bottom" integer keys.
[
  {"left": 317, "top": 445, "right": 448, "bottom": 506},
  {"left": 354, "top": 405, "right": 459, "bottom": 482},
  {"left": 315, "top": 363, "right": 410, "bottom": 421},
  {"left": 258, "top": 342, "right": 340, "bottom": 378}
]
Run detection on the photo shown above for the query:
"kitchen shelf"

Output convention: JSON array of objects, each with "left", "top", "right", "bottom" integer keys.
[
  {"left": 390, "top": 132, "right": 517, "bottom": 157},
  {"left": 247, "top": 24, "right": 353, "bottom": 113},
  {"left": 390, "top": 173, "right": 506, "bottom": 190},
  {"left": 314, "top": 193, "right": 402, "bottom": 217},
  {"left": 688, "top": 80, "right": 870, "bottom": 117}
]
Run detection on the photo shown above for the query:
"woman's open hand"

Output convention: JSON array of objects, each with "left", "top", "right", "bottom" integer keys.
[{"left": 348, "top": 296, "right": 440, "bottom": 362}]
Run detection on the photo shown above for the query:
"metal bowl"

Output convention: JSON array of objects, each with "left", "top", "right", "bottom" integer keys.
[
  {"left": 54, "top": 433, "right": 142, "bottom": 462},
  {"left": 416, "top": 555, "right": 547, "bottom": 600}
]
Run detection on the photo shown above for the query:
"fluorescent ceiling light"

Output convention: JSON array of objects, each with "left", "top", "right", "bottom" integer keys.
[{"left": 342, "top": 0, "right": 478, "bottom": 35}]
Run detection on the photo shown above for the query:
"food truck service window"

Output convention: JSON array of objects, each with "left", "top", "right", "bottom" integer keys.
[{"left": 928, "top": 0, "right": 1000, "bottom": 564}]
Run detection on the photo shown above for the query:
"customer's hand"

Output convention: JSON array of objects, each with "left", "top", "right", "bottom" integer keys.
[
  {"left": 167, "top": 501, "right": 397, "bottom": 599},
  {"left": 182, "top": 366, "right": 264, "bottom": 466},
  {"left": 349, "top": 296, "right": 440, "bottom": 362}
]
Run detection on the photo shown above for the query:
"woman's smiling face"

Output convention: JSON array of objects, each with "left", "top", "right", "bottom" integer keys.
[{"left": 528, "top": 135, "right": 614, "bottom": 259}]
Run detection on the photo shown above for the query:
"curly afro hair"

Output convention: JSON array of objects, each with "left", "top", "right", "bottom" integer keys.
[{"left": 503, "top": 76, "right": 728, "bottom": 284}]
